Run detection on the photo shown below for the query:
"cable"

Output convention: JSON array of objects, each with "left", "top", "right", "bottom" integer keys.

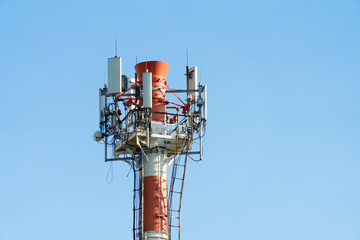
[
  {"left": 189, "top": 155, "right": 202, "bottom": 162},
  {"left": 106, "top": 161, "right": 113, "bottom": 183}
]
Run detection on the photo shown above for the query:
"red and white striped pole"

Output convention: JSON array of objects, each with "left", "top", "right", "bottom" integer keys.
[{"left": 135, "top": 61, "right": 170, "bottom": 240}]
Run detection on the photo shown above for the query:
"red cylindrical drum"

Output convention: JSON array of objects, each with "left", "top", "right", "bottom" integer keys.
[{"left": 135, "top": 61, "right": 170, "bottom": 122}]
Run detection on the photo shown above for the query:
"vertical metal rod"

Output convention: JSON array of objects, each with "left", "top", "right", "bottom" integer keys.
[
  {"left": 199, "top": 85, "right": 203, "bottom": 160},
  {"left": 133, "top": 166, "right": 136, "bottom": 240},
  {"left": 199, "top": 110, "right": 203, "bottom": 160},
  {"left": 186, "top": 66, "right": 190, "bottom": 105},
  {"left": 115, "top": 39, "right": 117, "bottom": 57},
  {"left": 140, "top": 159, "right": 144, "bottom": 237},
  {"left": 104, "top": 88, "right": 108, "bottom": 161},
  {"left": 186, "top": 49, "right": 188, "bottom": 66},
  {"left": 146, "top": 124, "right": 150, "bottom": 148},
  {"left": 105, "top": 135, "right": 107, "bottom": 160},
  {"left": 176, "top": 110, "right": 180, "bottom": 139}
]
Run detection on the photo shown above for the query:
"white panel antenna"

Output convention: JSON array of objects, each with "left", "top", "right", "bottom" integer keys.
[
  {"left": 189, "top": 66, "right": 198, "bottom": 101},
  {"left": 99, "top": 88, "right": 105, "bottom": 123},
  {"left": 128, "top": 77, "right": 136, "bottom": 93},
  {"left": 108, "top": 57, "right": 122, "bottom": 95},
  {"left": 143, "top": 72, "right": 152, "bottom": 108},
  {"left": 203, "top": 85, "right": 207, "bottom": 121}
]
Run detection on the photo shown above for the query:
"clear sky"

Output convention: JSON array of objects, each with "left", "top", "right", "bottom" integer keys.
[{"left": 1, "top": 0, "right": 360, "bottom": 239}]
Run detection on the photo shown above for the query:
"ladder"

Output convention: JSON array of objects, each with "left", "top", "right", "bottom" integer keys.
[
  {"left": 133, "top": 162, "right": 143, "bottom": 240},
  {"left": 168, "top": 152, "right": 189, "bottom": 240}
]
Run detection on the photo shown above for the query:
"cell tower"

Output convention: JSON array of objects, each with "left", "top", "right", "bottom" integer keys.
[{"left": 93, "top": 55, "right": 207, "bottom": 240}]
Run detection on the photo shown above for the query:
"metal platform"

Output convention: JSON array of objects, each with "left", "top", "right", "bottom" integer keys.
[{"left": 113, "top": 128, "right": 189, "bottom": 157}]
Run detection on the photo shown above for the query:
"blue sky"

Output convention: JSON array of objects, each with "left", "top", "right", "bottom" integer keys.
[{"left": 1, "top": 0, "right": 360, "bottom": 239}]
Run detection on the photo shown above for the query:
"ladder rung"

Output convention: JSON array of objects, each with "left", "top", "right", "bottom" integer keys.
[
  {"left": 170, "top": 225, "right": 180, "bottom": 228},
  {"left": 169, "top": 209, "right": 180, "bottom": 212},
  {"left": 171, "top": 191, "right": 182, "bottom": 194},
  {"left": 174, "top": 177, "right": 184, "bottom": 180},
  {"left": 169, "top": 216, "right": 180, "bottom": 219},
  {"left": 176, "top": 164, "right": 185, "bottom": 167}
]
